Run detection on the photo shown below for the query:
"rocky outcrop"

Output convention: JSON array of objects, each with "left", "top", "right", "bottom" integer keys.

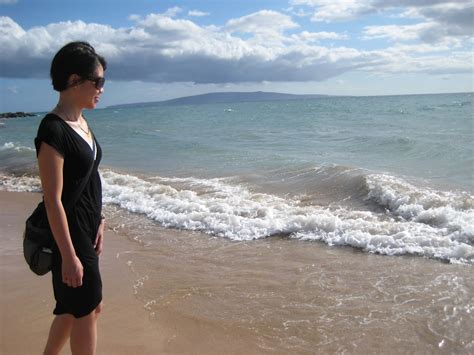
[{"left": 0, "top": 112, "right": 36, "bottom": 119}]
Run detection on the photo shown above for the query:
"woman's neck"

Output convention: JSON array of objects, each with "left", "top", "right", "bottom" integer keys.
[{"left": 54, "top": 95, "right": 82, "bottom": 122}]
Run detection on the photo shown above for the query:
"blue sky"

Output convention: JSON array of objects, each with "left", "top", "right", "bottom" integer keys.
[{"left": 1, "top": 0, "right": 472, "bottom": 112}]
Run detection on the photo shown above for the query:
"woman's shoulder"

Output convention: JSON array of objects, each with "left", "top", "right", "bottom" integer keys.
[
  {"left": 40, "top": 112, "right": 62, "bottom": 124},
  {"left": 38, "top": 113, "right": 64, "bottom": 133},
  {"left": 35, "top": 113, "right": 70, "bottom": 156},
  {"left": 36, "top": 113, "right": 70, "bottom": 144}
]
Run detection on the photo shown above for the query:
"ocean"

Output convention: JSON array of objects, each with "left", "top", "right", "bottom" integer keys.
[{"left": 1, "top": 92, "right": 473, "bottom": 352}]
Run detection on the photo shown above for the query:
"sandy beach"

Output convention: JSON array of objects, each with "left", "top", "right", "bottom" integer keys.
[
  {"left": 0, "top": 190, "right": 260, "bottom": 354},
  {"left": 0, "top": 191, "right": 162, "bottom": 354}
]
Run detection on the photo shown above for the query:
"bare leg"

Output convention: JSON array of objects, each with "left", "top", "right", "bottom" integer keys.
[
  {"left": 70, "top": 303, "right": 102, "bottom": 355},
  {"left": 43, "top": 314, "right": 74, "bottom": 355}
]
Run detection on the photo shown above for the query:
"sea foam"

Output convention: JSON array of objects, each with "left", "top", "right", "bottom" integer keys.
[
  {"left": 0, "top": 142, "right": 35, "bottom": 152},
  {"left": 0, "top": 174, "right": 41, "bottom": 192},
  {"left": 100, "top": 170, "right": 473, "bottom": 264},
  {"left": 1, "top": 166, "right": 471, "bottom": 264}
]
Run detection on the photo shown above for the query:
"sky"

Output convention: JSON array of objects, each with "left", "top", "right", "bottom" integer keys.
[{"left": 0, "top": 0, "right": 473, "bottom": 112}]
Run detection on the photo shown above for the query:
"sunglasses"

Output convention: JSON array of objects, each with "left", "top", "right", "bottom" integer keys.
[
  {"left": 85, "top": 76, "right": 106, "bottom": 90},
  {"left": 67, "top": 76, "right": 106, "bottom": 90}
]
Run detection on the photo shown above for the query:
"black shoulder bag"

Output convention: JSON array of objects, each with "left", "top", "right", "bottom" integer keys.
[{"left": 23, "top": 139, "right": 96, "bottom": 275}]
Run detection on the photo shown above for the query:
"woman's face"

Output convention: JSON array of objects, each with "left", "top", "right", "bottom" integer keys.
[{"left": 75, "top": 64, "right": 105, "bottom": 110}]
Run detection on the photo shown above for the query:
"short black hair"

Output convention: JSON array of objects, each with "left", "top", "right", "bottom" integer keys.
[{"left": 50, "top": 41, "right": 107, "bottom": 92}]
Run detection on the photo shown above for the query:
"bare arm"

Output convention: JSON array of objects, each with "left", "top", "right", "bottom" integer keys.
[
  {"left": 94, "top": 217, "right": 105, "bottom": 256},
  {"left": 38, "top": 142, "right": 83, "bottom": 288}
]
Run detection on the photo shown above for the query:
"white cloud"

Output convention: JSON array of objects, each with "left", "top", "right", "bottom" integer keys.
[
  {"left": 1, "top": 14, "right": 364, "bottom": 83},
  {"left": 285, "top": 6, "right": 312, "bottom": 17},
  {"left": 291, "top": 0, "right": 473, "bottom": 45},
  {"left": 290, "top": 0, "right": 373, "bottom": 22},
  {"left": 0, "top": 8, "right": 471, "bottom": 86},
  {"left": 291, "top": 0, "right": 473, "bottom": 24},
  {"left": 132, "top": 13, "right": 203, "bottom": 41},
  {"left": 388, "top": 42, "right": 461, "bottom": 54},
  {"left": 0, "top": 16, "right": 25, "bottom": 39},
  {"left": 225, "top": 10, "right": 299, "bottom": 35},
  {"left": 163, "top": 7, "right": 182, "bottom": 18},
  {"left": 292, "top": 30, "right": 349, "bottom": 42},
  {"left": 363, "top": 22, "right": 435, "bottom": 41},
  {"left": 224, "top": 10, "right": 302, "bottom": 47},
  {"left": 367, "top": 49, "right": 473, "bottom": 75},
  {"left": 188, "top": 10, "right": 210, "bottom": 17},
  {"left": 128, "top": 14, "right": 141, "bottom": 22}
]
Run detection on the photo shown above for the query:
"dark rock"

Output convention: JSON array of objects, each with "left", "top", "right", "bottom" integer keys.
[{"left": 0, "top": 112, "right": 36, "bottom": 119}]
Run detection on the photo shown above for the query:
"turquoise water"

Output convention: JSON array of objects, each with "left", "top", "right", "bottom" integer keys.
[
  {"left": 1, "top": 93, "right": 473, "bottom": 263},
  {"left": 101, "top": 93, "right": 473, "bottom": 188},
  {"left": 2, "top": 93, "right": 473, "bottom": 187}
]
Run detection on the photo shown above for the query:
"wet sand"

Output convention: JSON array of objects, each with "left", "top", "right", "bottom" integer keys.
[
  {"left": 0, "top": 191, "right": 260, "bottom": 354},
  {"left": 105, "top": 205, "right": 474, "bottom": 354}
]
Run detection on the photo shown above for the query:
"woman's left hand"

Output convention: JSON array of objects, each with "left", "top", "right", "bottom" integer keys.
[{"left": 94, "top": 218, "right": 105, "bottom": 256}]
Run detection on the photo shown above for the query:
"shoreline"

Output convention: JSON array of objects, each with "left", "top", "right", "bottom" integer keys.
[
  {"left": 0, "top": 190, "right": 262, "bottom": 354},
  {"left": 1, "top": 190, "right": 473, "bottom": 354}
]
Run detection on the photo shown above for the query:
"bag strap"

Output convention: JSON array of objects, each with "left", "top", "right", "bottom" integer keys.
[{"left": 63, "top": 134, "right": 96, "bottom": 213}]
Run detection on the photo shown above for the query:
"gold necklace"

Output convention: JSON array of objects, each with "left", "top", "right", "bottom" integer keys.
[{"left": 69, "top": 119, "right": 91, "bottom": 136}]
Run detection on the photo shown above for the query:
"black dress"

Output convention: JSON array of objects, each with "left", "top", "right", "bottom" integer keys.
[{"left": 35, "top": 113, "right": 103, "bottom": 318}]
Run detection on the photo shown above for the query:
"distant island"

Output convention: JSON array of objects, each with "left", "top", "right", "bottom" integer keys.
[{"left": 108, "top": 91, "right": 329, "bottom": 109}]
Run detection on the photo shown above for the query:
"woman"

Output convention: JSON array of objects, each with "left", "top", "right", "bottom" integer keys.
[{"left": 36, "top": 42, "right": 106, "bottom": 355}]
